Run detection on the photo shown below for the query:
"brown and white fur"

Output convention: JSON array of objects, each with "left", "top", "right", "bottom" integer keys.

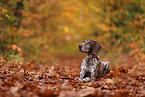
[{"left": 78, "top": 39, "right": 110, "bottom": 82}]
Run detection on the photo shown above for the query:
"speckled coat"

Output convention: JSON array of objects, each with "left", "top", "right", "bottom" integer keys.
[
  {"left": 78, "top": 39, "right": 111, "bottom": 82},
  {"left": 79, "top": 54, "right": 110, "bottom": 82}
]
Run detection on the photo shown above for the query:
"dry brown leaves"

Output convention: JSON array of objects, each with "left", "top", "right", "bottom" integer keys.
[{"left": 0, "top": 56, "right": 145, "bottom": 97}]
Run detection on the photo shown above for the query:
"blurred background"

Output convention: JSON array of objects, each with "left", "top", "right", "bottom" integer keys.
[{"left": 0, "top": 0, "right": 144, "bottom": 66}]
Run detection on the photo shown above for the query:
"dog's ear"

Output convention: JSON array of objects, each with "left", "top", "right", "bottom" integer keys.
[{"left": 92, "top": 41, "right": 102, "bottom": 55}]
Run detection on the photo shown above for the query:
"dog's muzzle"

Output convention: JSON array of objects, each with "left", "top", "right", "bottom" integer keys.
[{"left": 78, "top": 44, "right": 82, "bottom": 51}]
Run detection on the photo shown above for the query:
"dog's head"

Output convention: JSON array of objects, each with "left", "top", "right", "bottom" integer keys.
[{"left": 78, "top": 39, "right": 102, "bottom": 55}]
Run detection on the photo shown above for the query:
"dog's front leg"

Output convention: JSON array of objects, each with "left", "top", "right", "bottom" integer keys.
[
  {"left": 79, "top": 67, "right": 86, "bottom": 81},
  {"left": 90, "top": 66, "right": 97, "bottom": 81},
  {"left": 79, "top": 60, "right": 87, "bottom": 81}
]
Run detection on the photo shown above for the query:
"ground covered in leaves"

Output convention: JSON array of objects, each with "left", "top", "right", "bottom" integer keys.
[{"left": 0, "top": 55, "right": 145, "bottom": 97}]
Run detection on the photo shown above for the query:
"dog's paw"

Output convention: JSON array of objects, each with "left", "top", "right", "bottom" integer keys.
[
  {"left": 78, "top": 77, "right": 91, "bottom": 82},
  {"left": 83, "top": 77, "right": 91, "bottom": 82},
  {"left": 77, "top": 78, "right": 83, "bottom": 82}
]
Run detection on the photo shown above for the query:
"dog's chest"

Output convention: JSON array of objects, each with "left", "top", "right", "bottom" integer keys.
[
  {"left": 86, "top": 58, "right": 97, "bottom": 66},
  {"left": 85, "top": 55, "right": 100, "bottom": 68}
]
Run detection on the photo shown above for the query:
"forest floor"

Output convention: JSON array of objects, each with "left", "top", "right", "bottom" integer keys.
[{"left": 0, "top": 54, "right": 145, "bottom": 97}]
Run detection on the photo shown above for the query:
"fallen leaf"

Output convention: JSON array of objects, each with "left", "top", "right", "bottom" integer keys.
[
  {"left": 105, "top": 78, "right": 114, "bottom": 84},
  {"left": 79, "top": 86, "right": 95, "bottom": 97},
  {"left": 10, "top": 86, "right": 19, "bottom": 94}
]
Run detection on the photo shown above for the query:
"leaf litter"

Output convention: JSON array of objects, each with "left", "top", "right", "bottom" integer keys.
[{"left": 0, "top": 55, "right": 145, "bottom": 97}]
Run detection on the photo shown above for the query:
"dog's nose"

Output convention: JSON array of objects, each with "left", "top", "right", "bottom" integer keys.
[{"left": 78, "top": 44, "right": 81, "bottom": 48}]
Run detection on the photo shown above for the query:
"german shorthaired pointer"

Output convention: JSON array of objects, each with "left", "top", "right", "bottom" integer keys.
[{"left": 78, "top": 39, "right": 111, "bottom": 82}]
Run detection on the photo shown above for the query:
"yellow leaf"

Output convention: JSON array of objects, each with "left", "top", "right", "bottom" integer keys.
[
  {"left": 10, "top": 86, "right": 19, "bottom": 94},
  {"left": 105, "top": 78, "right": 114, "bottom": 84}
]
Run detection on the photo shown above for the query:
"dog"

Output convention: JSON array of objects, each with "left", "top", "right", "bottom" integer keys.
[{"left": 78, "top": 39, "right": 111, "bottom": 82}]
